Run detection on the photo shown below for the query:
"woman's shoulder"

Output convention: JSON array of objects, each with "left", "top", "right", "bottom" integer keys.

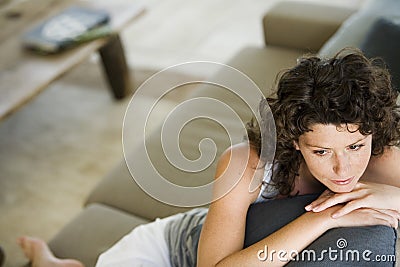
[
  {"left": 363, "top": 146, "right": 400, "bottom": 186},
  {"left": 213, "top": 142, "right": 264, "bottom": 206},
  {"left": 217, "top": 142, "right": 261, "bottom": 174},
  {"left": 368, "top": 146, "right": 400, "bottom": 168}
]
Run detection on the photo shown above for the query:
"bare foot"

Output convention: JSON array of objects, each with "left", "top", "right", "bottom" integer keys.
[{"left": 17, "top": 236, "right": 84, "bottom": 267}]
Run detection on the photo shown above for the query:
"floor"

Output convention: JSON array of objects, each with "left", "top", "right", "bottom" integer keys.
[{"left": 0, "top": 0, "right": 366, "bottom": 266}]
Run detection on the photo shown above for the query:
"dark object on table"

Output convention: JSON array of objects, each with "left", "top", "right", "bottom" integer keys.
[{"left": 22, "top": 6, "right": 111, "bottom": 54}]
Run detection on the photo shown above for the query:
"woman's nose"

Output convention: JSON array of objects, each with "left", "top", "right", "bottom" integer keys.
[{"left": 333, "top": 153, "right": 350, "bottom": 177}]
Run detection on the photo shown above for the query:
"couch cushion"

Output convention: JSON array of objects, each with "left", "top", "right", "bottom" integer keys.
[
  {"left": 210, "top": 46, "right": 304, "bottom": 96},
  {"left": 245, "top": 195, "right": 398, "bottom": 266},
  {"left": 85, "top": 158, "right": 193, "bottom": 220},
  {"left": 48, "top": 204, "right": 150, "bottom": 267},
  {"left": 263, "top": 1, "right": 358, "bottom": 52},
  {"left": 319, "top": 0, "right": 400, "bottom": 56},
  {"left": 360, "top": 17, "right": 400, "bottom": 92}
]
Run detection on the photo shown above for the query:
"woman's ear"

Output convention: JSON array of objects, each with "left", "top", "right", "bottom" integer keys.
[{"left": 293, "top": 141, "right": 300, "bottom": 150}]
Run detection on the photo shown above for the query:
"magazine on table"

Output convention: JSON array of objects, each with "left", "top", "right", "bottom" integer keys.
[{"left": 22, "top": 6, "right": 112, "bottom": 54}]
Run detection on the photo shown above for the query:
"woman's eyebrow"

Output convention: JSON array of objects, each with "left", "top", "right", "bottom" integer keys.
[
  {"left": 305, "top": 136, "right": 368, "bottom": 149},
  {"left": 305, "top": 144, "right": 330, "bottom": 149},
  {"left": 348, "top": 136, "right": 368, "bottom": 145}
]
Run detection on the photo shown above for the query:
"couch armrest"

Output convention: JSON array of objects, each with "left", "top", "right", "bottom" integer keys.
[{"left": 263, "top": 1, "right": 359, "bottom": 52}]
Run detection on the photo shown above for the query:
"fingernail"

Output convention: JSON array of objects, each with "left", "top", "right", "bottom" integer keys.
[
  {"left": 312, "top": 206, "right": 320, "bottom": 212},
  {"left": 331, "top": 213, "right": 339, "bottom": 218},
  {"left": 305, "top": 205, "right": 312, "bottom": 211}
]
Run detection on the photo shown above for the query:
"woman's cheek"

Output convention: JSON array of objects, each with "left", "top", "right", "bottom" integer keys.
[
  {"left": 354, "top": 150, "right": 371, "bottom": 174},
  {"left": 304, "top": 155, "right": 330, "bottom": 179}
]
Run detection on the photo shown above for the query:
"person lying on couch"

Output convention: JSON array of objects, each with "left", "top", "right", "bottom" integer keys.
[{"left": 18, "top": 48, "right": 400, "bottom": 267}]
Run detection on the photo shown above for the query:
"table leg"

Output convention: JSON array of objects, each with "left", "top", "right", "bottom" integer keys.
[
  {"left": 99, "top": 34, "right": 132, "bottom": 99},
  {"left": 0, "top": 245, "right": 4, "bottom": 267}
]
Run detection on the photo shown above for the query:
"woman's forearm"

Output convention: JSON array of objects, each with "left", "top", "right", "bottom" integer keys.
[{"left": 216, "top": 210, "right": 332, "bottom": 267}]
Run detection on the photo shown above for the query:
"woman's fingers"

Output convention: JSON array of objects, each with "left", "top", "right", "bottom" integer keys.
[
  {"left": 369, "top": 209, "right": 399, "bottom": 229},
  {"left": 331, "top": 201, "right": 357, "bottom": 218},
  {"left": 338, "top": 208, "right": 399, "bottom": 228},
  {"left": 305, "top": 189, "right": 333, "bottom": 211},
  {"left": 307, "top": 183, "right": 378, "bottom": 213},
  {"left": 306, "top": 182, "right": 400, "bottom": 225},
  {"left": 306, "top": 190, "right": 363, "bottom": 212},
  {"left": 372, "top": 208, "right": 400, "bottom": 227}
]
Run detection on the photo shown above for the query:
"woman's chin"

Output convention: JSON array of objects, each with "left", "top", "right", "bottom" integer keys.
[{"left": 331, "top": 186, "right": 353, "bottom": 193}]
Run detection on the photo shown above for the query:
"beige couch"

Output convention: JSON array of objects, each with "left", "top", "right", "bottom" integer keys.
[{"left": 47, "top": 1, "right": 400, "bottom": 266}]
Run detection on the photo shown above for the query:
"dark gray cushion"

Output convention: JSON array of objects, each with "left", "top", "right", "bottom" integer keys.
[
  {"left": 245, "top": 194, "right": 397, "bottom": 266},
  {"left": 318, "top": 0, "right": 400, "bottom": 57},
  {"left": 360, "top": 17, "right": 400, "bottom": 92},
  {"left": 245, "top": 194, "right": 319, "bottom": 247}
]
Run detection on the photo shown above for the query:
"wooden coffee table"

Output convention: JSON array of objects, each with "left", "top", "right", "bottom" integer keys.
[{"left": 0, "top": 0, "right": 145, "bottom": 121}]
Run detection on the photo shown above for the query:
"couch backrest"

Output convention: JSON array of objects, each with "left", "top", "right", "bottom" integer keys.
[
  {"left": 319, "top": 0, "right": 400, "bottom": 56},
  {"left": 86, "top": 46, "right": 303, "bottom": 220}
]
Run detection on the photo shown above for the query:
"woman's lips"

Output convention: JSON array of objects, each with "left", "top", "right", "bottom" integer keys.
[{"left": 331, "top": 176, "right": 354, "bottom": 185}]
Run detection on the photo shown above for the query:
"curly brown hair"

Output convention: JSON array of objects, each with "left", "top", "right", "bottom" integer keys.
[{"left": 247, "top": 48, "right": 400, "bottom": 196}]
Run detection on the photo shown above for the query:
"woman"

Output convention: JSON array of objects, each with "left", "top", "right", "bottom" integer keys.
[
  {"left": 198, "top": 49, "right": 400, "bottom": 266},
  {"left": 19, "top": 49, "right": 400, "bottom": 266}
]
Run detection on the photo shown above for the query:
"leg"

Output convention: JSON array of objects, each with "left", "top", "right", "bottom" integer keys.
[
  {"left": 96, "top": 213, "right": 184, "bottom": 267},
  {"left": 99, "top": 34, "right": 132, "bottom": 99},
  {"left": 18, "top": 236, "right": 84, "bottom": 267}
]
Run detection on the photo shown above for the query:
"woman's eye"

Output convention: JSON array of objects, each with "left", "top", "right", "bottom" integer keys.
[
  {"left": 349, "top": 144, "right": 364, "bottom": 151},
  {"left": 314, "top": 150, "right": 327, "bottom": 156}
]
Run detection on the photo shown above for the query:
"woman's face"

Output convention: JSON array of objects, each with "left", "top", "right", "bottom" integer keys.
[{"left": 295, "top": 124, "right": 372, "bottom": 193}]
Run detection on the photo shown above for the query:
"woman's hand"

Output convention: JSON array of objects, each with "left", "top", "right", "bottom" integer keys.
[
  {"left": 322, "top": 204, "right": 399, "bottom": 229},
  {"left": 305, "top": 182, "right": 400, "bottom": 219}
]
